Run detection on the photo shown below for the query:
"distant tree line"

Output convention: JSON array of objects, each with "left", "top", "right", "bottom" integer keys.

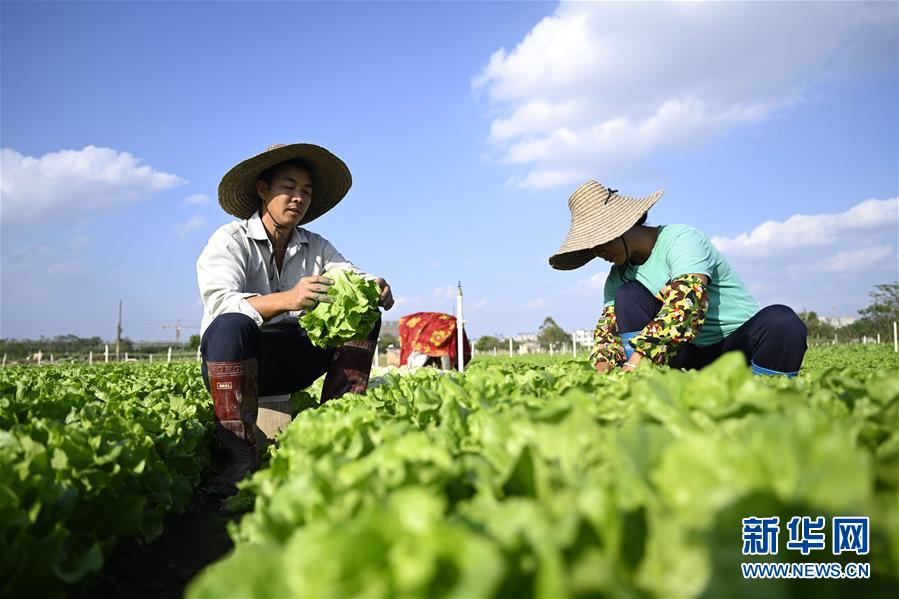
[
  {"left": 0, "top": 334, "right": 197, "bottom": 361},
  {"left": 799, "top": 283, "right": 899, "bottom": 343}
]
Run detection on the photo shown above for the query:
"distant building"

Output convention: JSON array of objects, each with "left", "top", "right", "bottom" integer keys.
[
  {"left": 821, "top": 316, "right": 857, "bottom": 328},
  {"left": 517, "top": 341, "right": 542, "bottom": 355},
  {"left": 573, "top": 329, "right": 592, "bottom": 347},
  {"left": 514, "top": 332, "right": 538, "bottom": 343}
]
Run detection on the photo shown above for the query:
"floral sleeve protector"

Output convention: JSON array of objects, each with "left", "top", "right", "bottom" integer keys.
[
  {"left": 590, "top": 305, "right": 626, "bottom": 366},
  {"left": 629, "top": 274, "right": 709, "bottom": 365}
]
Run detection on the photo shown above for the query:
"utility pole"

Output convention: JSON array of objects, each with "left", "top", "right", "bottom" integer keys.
[{"left": 115, "top": 300, "right": 123, "bottom": 362}]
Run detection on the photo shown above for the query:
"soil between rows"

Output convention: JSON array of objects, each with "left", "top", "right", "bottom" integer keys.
[{"left": 70, "top": 481, "right": 236, "bottom": 599}]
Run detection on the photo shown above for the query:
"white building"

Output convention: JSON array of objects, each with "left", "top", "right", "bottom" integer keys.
[
  {"left": 573, "top": 329, "right": 592, "bottom": 347},
  {"left": 821, "top": 316, "right": 857, "bottom": 328},
  {"left": 517, "top": 341, "right": 542, "bottom": 355},
  {"left": 514, "top": 332, "right": 538, "bottom": 343}
]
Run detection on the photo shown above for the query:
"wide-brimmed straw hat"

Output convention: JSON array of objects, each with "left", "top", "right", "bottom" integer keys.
[
  {"left": 549, "top": 180, "right": 664, "bottom": 270},
  {"left": 218, "top": 143, "right": 352, "bottom": 223}
]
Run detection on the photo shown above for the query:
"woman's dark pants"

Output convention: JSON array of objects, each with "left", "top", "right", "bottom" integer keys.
[{"left": 614, "top": 281, "right": 807, "bottom": 372}]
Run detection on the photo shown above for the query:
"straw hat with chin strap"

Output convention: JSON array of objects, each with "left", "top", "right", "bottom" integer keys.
[
  {"left": 549, "top": 180, "right": 664, "bottom": 270},
  {"left": 218, "top": 143, "right": 352, "bottom": 224}
]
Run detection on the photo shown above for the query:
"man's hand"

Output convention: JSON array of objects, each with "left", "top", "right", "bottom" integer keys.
[
  {"left": 375, "top": 278, "right": 394, "bottom": 310},
  {"left": 286, "top": 275, "right": 333, "bottom": 311}
]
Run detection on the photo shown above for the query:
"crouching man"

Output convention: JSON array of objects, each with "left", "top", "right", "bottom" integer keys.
[{"left": 196, "top": 143, "right": 394, "bottom": 492}]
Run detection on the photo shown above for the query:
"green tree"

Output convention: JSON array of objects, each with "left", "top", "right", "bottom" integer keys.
[
  {"left": 845, "top": 282, "right": 899, "bottom": 341},
  {"left": 797, "top": 310, "right": 836, "bottom": 341},
  {"left": 188, "top": 334, "right": 201, "bottom": 351},
  {"left": 475, "top": 335, "right": 504, "bottom": 351},
  {"left": 537, "top": 317, "right": 569, "bottom": 349},
  {"left": 379, "top": 333, "right": 400, "bottom": 349}
]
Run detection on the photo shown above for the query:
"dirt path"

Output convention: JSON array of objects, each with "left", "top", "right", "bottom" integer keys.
[{"left": 71, "top": 485, "right": 236, "bottom": 599}]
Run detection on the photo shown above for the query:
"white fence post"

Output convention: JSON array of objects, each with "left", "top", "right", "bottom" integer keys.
[
  {"left": 1, "top": 354, "right": 6, "bottom": 367},
  {"left": 167, "top": 347, "right": 172, "bottom": 363},
  {"left": 149, "top": 354, "right": 153, "bottom": 363},
  {"left": 894, "top": 321, "right": 897, "bottom": 353},
  {"left": 550, "top": 343, "right": 554, "bottom": 356},
  {"left": 509, "top": 338, "right": 513, "bottom": 357},
  {"left": 105, "top": 345, "right": 109, "bottom": 363},
  {"left": 456, "top": 283, "right": 465, "bottom": 372},
  {"left": 572, "top": 333, "right": 577, "bottom": 357},
  {"left": 88, "top": 351, "right": 93, "bottom": 364},
  {"left": 196, "top": 347, "right": 201, "bottom": 362},
  {"left": 125, "top": 352, "right": 129, "bottom": 361},
  {"left": 493, "top": 347, "right": 497, "bottom": 356},
  {"left": 37, "top": 351, "right": 43, "bottom": 365}
]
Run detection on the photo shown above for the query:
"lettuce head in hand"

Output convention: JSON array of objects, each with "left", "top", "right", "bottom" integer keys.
[{"left": 300, "top": 269, "right": 381, "bottom": 348}]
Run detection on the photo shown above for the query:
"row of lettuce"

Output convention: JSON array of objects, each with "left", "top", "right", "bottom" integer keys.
[
  {"left": 188, "top": 347, "right": 899, "bottom": 598},
  {"left": 0, "top": 363, "right": 213, "bottom": 596}
]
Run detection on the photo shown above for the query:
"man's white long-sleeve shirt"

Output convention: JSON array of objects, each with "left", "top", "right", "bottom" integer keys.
[{"left": 196, "top": 212, "right": 367, "bottom": 339}]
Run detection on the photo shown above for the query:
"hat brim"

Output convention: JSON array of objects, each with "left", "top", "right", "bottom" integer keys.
[
  {"left": 549, "top": 188, "right": 664, "bottom": 270},
  {"left": 218, "top": 143, "right": 352, "bottom": 223}
]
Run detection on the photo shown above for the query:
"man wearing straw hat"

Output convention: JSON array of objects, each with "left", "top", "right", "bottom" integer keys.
[
  {"left": 550, "top": 181, "right": 807, "bottom": 376},
  {"left": 196, "top": 143, "right": 394, "bottom": 490}
]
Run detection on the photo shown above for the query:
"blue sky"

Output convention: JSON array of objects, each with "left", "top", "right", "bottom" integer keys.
[{"left": 2, "top": 1, "right": 897, "bottom": 342}]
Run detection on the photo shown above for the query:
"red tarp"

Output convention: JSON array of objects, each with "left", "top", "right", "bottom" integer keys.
[{"left": 398, "top": 312, "right": 471, "bottom": 369}]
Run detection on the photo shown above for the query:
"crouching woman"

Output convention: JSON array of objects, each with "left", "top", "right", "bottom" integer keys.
[
  {"left": 549, "top": 181, "right": 807, "bottom": 375},
  {"left": 196, "top": 143, "right": 394, "bottom": 491}
]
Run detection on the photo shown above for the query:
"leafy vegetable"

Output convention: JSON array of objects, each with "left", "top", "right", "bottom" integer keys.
[
  {"left": 188, "top": 345, "right": 899, "bottom": 598},
  {"left": 299, "top": 269, "right": 381, "bottom": 348},
  {"left": 0, "top": 363, "right": 213, "bottom": 597}
]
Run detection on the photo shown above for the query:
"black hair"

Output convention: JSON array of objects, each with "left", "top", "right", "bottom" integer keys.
[
  {"left": 635, "top": 212, "right": 648, "bottom": 226},
  {"left": 257, "top": 158, "right": 313, "bottom": 186}
]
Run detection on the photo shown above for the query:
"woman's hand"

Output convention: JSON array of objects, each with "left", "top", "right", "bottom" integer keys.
[
  {"left": 594, "top": 361, "right": 614, "bottom": 374},
  {"left": 376, "top": 278, "right": 394, "bottom": 310},
  {"left": 286, "top": 275, "right": 333, "bottom": 311},
  {"left": 621, "top": 352, "right": 643, "bottom": 373}
]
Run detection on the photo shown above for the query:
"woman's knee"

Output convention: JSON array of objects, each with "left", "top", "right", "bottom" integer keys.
[
  {"left": 614, "top": 281, "right": 649, "bottom": 307},
  {"left": 614, "top": 281, "right": 659, "bottom": 331},
  {"left": 758, "top": 305, "right": 807, "bottom": 341}
]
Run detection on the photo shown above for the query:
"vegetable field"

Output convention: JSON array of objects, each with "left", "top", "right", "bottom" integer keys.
[{"left": 2, "top": 345, "right": 898, "bottom": 598}]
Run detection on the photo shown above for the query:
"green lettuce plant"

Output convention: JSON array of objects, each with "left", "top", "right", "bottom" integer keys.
[{"left": 299, "top": 269, "right": 381, "bottom": 348}]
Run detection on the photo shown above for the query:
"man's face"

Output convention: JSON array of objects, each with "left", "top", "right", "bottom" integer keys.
[{"left": 257, "top": 164, "right": 313, "bottom": 226}]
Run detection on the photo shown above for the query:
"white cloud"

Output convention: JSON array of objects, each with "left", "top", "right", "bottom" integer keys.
[
  {"left": 176, "top": 215, "right": 207, "bottom": 237},
  {"left": 473, "top": 298, "right": 489, "bottom": 309},
  {"left": 69, "top": 235, "right": 89, "bottom": 250},
  {"left": 525, "top": 298, "right": 546, "bottom": 310},
  {"left": 183, "top": 194, "right": 211, "bottom": 205},
  {"left": 581, "top": 272, "right": 607, "bottom": 290},
  {"left": 709, "top": 197, "right": 898, "bottom": 318},
  {"left": 431, "top": 285, "right": 457, "bottom": 299},
  {"left": 813, "top": 245, "right": 894, "bottom": 274},
  {"left": 1, "top": 146, "right": 186, "bottom": 224},
  {"left": 710, "top": 198, "right": 898, "bottom": 258},
  {"left": 474, "top": 1, "right": 895, "bottom": 189}
]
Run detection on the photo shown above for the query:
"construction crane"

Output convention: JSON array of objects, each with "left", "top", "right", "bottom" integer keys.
[{"left": 161, "top": 319, "right": 199, "bottom": 345}]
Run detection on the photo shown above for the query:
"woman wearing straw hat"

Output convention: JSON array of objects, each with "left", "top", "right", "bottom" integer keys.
[
  {"left": 550, "top": 181, "right": 807, "bottom": 376},
  {"left": 196, "top": 143, "right": 394, "bottom": 490}
]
